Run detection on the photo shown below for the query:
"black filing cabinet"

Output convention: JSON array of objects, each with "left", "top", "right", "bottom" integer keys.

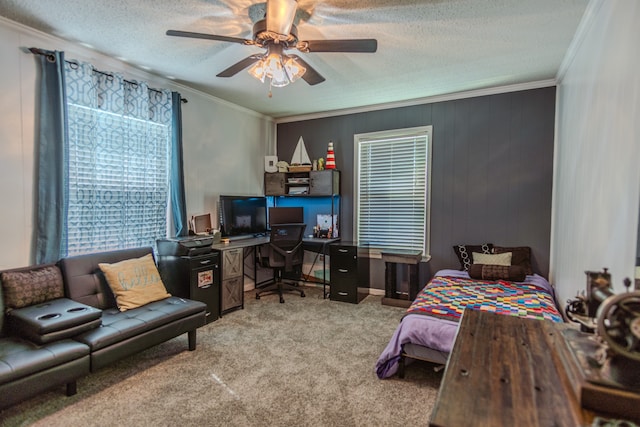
[
  {"left": 157, "top": 238, "right": 220, "bottom": 323},
  {"left": 330, "top": 242, "right": 368, "bottom": 304}
]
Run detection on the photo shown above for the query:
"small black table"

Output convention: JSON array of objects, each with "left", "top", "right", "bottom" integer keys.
[{"left": 381, "top": 249, "right": 422, "bottom": 307}]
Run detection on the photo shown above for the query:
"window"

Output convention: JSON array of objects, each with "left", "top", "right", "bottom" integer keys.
[
  {"left": 63, "top": 63, "right": 172, "bottom": 256},
  {"left": 354, "top": 126, "right": 432, "bottom": 256},
  {"left": 65, "top": 106, "right": 170, "bottom": 255}
]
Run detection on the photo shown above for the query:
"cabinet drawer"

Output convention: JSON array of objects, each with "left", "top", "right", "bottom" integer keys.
[
  {"left": 221, "top": 276, "right": 244, "bottom": 313},
  {"left": 332, "top": 257, "right": 357, "bottom": 270},
  {"left": 221, "top": 248, "right": 243, "bottom": 280},
  {"left": 331, "top": 277, "right": 356, "bottom": 292},
  {"left": 189, "top": 254, "right": 218, "bottom": 270},
  {"left": 330, "top": 245, "right": 357, "bottom": 271},
  {"left": 330, "top": 283, "right": 360, "bottom": 304},
  {"left": 331, "top": 267, "right": 357, "bottom": 282},
  {"left": 331, "top": 245, "right": 356, "bottom": 258}
]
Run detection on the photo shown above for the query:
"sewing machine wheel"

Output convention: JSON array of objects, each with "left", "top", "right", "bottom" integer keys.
[{"left": 596, "top": 291, "right": 640, "bottom": 362}]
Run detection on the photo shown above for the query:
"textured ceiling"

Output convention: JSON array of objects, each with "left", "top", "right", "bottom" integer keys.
[{"left": 0, "top": 0, "right": 589, "bottom": 119}]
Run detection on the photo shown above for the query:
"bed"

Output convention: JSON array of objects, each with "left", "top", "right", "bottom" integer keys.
[{"left": 375, "top": 244, "right": 564, "bottom": 379}]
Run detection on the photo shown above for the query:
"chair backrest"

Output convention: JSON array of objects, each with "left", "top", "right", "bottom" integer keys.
[{"left": 268, "top": 223, "right": 306, "bottom": 272}]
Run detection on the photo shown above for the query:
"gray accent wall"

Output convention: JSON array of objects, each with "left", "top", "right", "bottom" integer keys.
[{"left": 277, "top": 87, "right": 556, "bottom": 283}]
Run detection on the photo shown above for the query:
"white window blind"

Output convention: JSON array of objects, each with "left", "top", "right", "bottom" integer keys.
[
  {"left": 65, "top": 104, "right": 170, "bottom": 255},
  {"left": 355, "top": 126, "right": 432, "bottom": 255}
]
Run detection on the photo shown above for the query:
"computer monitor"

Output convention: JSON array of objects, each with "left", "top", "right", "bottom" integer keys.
[
  {"left": 219, "top": 195, "right": 268, "bottom": 237},
  {"left": 268, "top": 207, "right": 304, "bottom": 227}
]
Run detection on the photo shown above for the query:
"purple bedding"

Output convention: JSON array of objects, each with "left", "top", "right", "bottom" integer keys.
[{"left": 374, "top": 269, "right": 560, "bottom": 379}]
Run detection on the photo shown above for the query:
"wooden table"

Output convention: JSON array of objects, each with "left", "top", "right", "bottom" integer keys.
[{"left": 430, "top": 309, "right": 596, "bottom": 427}]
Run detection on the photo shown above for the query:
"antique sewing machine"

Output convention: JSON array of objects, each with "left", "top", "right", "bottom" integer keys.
[{"left": 564, "top": 269, "right": 640, "bottom": 422}]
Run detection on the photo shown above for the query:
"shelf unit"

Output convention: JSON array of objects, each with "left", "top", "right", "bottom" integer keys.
[{"left": 265, "top": 170, "right": 340, "bottom": 239}]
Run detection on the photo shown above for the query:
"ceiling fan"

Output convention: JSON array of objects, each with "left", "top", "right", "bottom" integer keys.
[{"left": 166, "top": 0, "right": 377, "bottom": 88}]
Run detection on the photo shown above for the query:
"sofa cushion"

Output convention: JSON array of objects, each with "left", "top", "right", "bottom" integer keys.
[
  {"left": 0, "top": 264, "right": 64, "bottom": 311},
  {"left": 72, "top": 296, "right": 206, "bottom": 352},
  {"left": 98, "top": 254, "right": 171, "bottom": 312},
  {"left": 0, "top": 336, "right": 89, "bottom": 385},
  {"left": 7, "top": 298, "right": 102, "bottom": 345}
]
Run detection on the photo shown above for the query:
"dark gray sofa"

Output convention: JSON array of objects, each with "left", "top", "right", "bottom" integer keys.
[
  {"left": 58, "top": 247, "right": 207, "bottom": 371},
  {"left": 0, "top": 247, "right": 207, "bottom": 409}
]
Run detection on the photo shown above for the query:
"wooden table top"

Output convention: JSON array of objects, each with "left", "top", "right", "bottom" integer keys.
[{"left": 430, "top": 309, "right": 596, "bottom": 427}]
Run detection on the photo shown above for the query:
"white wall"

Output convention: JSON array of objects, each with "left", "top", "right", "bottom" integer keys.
[
  {"left": 0, "top": 17, "right": 275, "bottom": 269},
  {"left": 552, "top": 0, "right": 640, "bottom": 306}
]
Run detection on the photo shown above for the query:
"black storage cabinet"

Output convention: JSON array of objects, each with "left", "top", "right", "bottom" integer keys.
[
  {"left": 157, "top": 248, "right": 220, "bottom": 323},
  {"left": 329, "top": 242, "right": 368, "bottom": 304}
]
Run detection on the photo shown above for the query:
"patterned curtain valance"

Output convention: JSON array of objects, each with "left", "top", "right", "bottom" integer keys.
[{"left": 64, "top": 61, "right": 172, "bottom": 125}]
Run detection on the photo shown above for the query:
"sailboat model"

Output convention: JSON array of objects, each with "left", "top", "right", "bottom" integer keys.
[{"left": 289, "top": 136, "right": 312, "bottom": 172}]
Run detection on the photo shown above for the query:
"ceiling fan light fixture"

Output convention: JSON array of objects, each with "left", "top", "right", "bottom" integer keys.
[
  {"left": 248, "top": 43, "right": 306, "bottom": 88},
  {"left": 283, "top": 56, "right": 306, "bottom": 84},
  {"left": 247, "top": 60, "right": 268, "bottom": 83}
]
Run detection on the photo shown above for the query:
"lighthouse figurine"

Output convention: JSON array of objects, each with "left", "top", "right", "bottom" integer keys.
[{"left": 326, "top": 141, "right": 336, "bottom": 169}]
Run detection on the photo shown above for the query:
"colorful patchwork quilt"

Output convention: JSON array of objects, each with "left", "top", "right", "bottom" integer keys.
[{"left": 405, "top": 275, "right": 563, "bottom": 323}]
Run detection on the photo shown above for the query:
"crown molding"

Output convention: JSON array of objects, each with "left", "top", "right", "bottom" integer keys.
[{"left": 275, "top": 79, "right": 557, "bottom": 124}]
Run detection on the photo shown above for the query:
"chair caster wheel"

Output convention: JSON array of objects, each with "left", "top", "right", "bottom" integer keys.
[
  {"left": 301, "top": 291, "right": 306, "bottom": 298},
  {"left": 256, "top": 293, "right": 260, "bottom": 300},
  {"left": 279, "top": 297, "right": 285, "bottom": 303}
]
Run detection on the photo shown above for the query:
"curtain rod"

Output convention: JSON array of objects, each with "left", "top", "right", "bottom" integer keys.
[{"left": 28, "top": 47, "right": 188, "bottom": 104}]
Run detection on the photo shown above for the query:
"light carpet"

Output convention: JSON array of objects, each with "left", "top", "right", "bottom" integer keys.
[{"left": 0, "top": 286, "right": 442, "bottom": 427}]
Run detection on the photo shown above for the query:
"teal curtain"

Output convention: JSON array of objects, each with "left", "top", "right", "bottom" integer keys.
[
  {"left": 34, "top": 50, "right": 68, "bottom": 264},
  {"left": 170, "top": 92, "right": 188, "bottom": 237}
]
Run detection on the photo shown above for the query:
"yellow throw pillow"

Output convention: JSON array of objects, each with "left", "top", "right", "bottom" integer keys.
[
  {"left": 99, "top": 254, "right": 171, "bottom": 312},
  {"left": 472, "top": 251, "right": 512, "bottom": 266}
]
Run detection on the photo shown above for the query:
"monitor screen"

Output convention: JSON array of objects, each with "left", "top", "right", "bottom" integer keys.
[
  {"left": 219, "top": 195, "right": 267, "bottom": 237},
  {"left": 268, "top": 207, "right": 304, "bottom": 227}
]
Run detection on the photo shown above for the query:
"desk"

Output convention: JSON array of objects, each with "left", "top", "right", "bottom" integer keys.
[
  {"left": 211, "top": 236, "right": 339, "bottom": 309},
  {"left": 430, "top": 309, "right": 596, "bottom": 427}
]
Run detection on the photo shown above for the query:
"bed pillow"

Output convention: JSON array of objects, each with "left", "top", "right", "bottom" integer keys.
[
  {"left": 0, "top": 264, "right": 64, "bottom": 311},
  {"left": 98, "top": 254, "right": 171, "bottom": 312},
  {"left": 493, "top": 246, "right": 533, "bottom": 275},
  {"left": 472, "top": 252, "right": 512, "bottom": 266},
  {"left": 453, "top": 243, "right": 493, "bottom": 271},
  {"left": 468, "top": 264, "right": 526, "bottom": 282}
]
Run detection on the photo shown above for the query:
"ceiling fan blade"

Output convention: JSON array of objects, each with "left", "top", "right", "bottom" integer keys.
[
  {"left": 266, "top": 0, "right": 297, "bottom": 36},
  {"left": 166, "top": 30, "right": 252, "bottom": 46},
  {"left": 289, "top": 55, "right": 325, "bottom": 86},
  {"left": 299, "top": 39, "right": 378, "bottom": 53},
  {"left": 217, "top": 55, "right": 262, "bottom": 78}
]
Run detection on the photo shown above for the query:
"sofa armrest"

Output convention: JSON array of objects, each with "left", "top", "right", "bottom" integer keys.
[{"left": 7, "top": 298, "right": 102, "bottom": 344}]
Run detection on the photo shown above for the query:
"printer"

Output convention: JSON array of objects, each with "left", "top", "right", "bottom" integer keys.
[{"left": 156, "top": 236, "right": 215, "bottom": 257}]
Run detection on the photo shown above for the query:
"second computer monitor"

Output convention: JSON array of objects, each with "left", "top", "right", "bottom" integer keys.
[{"left": 268, "top": 207, "right": 304, "bottom": 227}]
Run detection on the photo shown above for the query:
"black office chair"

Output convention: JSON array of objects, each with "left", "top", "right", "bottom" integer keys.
[{"left": 256, "top": 223, "right": 306, "bottom": 303}]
